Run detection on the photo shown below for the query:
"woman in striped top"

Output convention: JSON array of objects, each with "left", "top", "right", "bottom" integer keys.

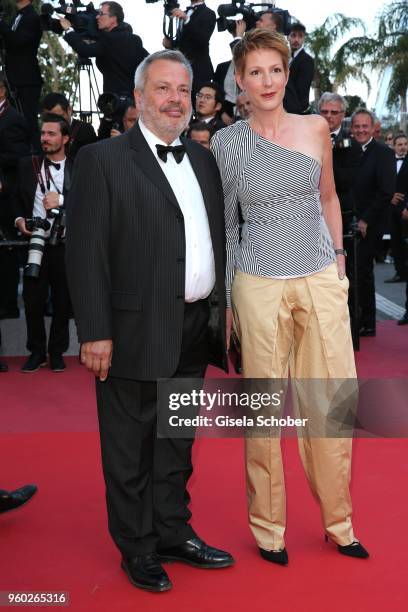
[{"left": 211, "top": 29, "right": 369, "bottom": 564}]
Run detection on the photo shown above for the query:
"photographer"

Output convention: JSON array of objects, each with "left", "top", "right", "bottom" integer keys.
[
  {"left": 0, "top": 0, "right": 43, "bottom": 142},
  {"left": 14, "top": 114, "right": 72, "bottom": 373},
  {"left": 0, "top": 72, "right": 30, "bottom": 322},
  {"left": 60, "top": 2, "right": 148, "bottom": 97},
  {"left": 387, "top": 133, "right": 408, "bottom": 285},
  {"left": 214, "top": 19, "right": 246, "bottom": 122},
  {"left": 194, "top": 81, "right": 225, "bottom": 133},
  {"left": 164, "top": 1, "right": 216, "bottom": 95},
  {"left": 283, "top": 23, "right": 314, "bottom": 115},
  {"left": 110, "top": 101, "right": 139, "bottom": 137},
  {"left": 255, "top": 10, "right": 282, "bottom": 31},
  {"left": 42, "top": 92, "right": 97, "bottom": 159}
]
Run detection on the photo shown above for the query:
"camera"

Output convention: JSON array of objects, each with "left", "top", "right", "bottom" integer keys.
[
  {"left": 40, "top": 1, "right": 99, "bottom": 38},
  {"left": 47, "top": 207, "right": 66, "bottom": 247},
  {"left": 97, "top": 92, "right": 133, "bottom": 125},
  {"left": 24, "top": 218, "right": 51, "bottom": 279},
  {"left": 217, "top": 1, "right": 291, "bottom": 35},
  {"left": 145, "top": 0, "right": 180, "bottom": 18}
]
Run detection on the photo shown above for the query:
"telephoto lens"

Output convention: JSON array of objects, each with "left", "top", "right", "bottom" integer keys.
[{"left": 24, "top": 220, "right": 50, "bottom": 278}]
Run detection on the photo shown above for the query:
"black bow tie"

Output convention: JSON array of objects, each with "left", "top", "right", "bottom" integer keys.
[
  {"left": 46, "top": 160, "right": 61, "bottom": 171},
  {"left": 156, "top": 144, "right": 186, "bottom": 164},
  {"left": 396, "top": 156, "right": 405, "bottom": 161}
]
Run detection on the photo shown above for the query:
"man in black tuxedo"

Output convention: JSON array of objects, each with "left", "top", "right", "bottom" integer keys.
[
  {"left": 41, "top": 93, "right": 97, "bottom": 160},
  {"left": 387, "top": 133, "right": 408, "bottom": 283},
  {"left": 214, "top": 20, "right": 247, "bottom": 122},
  {"left": 15, "top": 114, "right": 73, "bottom": 373},
  {"left": 350, "top": 109, "right": 396, "bottom": 336},
  {"left": 66, "top": 50, "right": 233, "bottom": 593},
  {"left": 0, "top": 72, "right": 30, "bottom": 323},
  {"left": 60, "top": 2, "right": 148, "bottom": 97},
  {"left": 194, "top": 81, "right": 226, "bottom": 133},
  {"left": 0, "top": 0, "right": 43, "bottom": 142},
  {"left": 165, "top": 1, "right": 216, "bottom": 95},
  {"left": 283, "top": 23, "right": 314, "bottom": 115}
]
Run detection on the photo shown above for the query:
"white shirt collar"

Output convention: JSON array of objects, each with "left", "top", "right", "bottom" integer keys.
[
  {"left": 331, "top": 126, "right": 342, "bottom": 137},
  {"left": 292, "top": 46, "right": 304, "bottom": 60},
  {"left": 0, "top": 99, "right": 6, "bottom": 111},
  {"left": 138, "top": 118, "right": 181, "bottom": 153},
  {"left": 362, "top": 137, "right": 373, "bottom": 151}
]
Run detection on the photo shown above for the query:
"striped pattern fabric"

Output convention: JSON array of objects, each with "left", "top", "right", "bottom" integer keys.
[{"left": 211, "top": 121, "right": 335, "bottom": 306}]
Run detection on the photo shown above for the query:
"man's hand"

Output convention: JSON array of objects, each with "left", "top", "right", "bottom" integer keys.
[
  {"left": 226, "top": 307, "right": 233, "bottom": 351},
  {"left": 357, "top": 219, "right": 368, "bottom": 238},
  {"left": 110, "top": 128, "right": 121, "bottom": 138},
  {"left": 80, "top": 340, "right": 113, "bottom": 382},
  {"left": 59, "top": 17, "right": 73, "bottom": 31},
  {"left": 171, "top": 9, "right": 187, "bottom": 20},
  {"left": 391, "top": 192, "right": 405, "bottom": 206},
  {"left": 402, "top": 208, "right": 408, "bottom": 221},
  {"left": 162, "top": 36, "right": 172, "bottom": 49},
  {"left": 16, "top": 218, "right": 32, "bottom": 237},
  {"left": 43, "top": 192, "right": 60, "bottom": 211},
  {"left": 235, "top": 19, "right": 246, "bottom": 37}
]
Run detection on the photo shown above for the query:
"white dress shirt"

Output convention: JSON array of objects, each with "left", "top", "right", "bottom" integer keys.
[
  {"left": 139, "top": 119, "right": 215, "bottom": 302},
  {"left": 32, "top": 159, "right": 66, "bottom": 237}
]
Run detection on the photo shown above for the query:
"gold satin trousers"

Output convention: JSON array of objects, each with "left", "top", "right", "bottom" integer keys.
[{"left": 231, "top": 263, "right": 358, "bottom": 549}]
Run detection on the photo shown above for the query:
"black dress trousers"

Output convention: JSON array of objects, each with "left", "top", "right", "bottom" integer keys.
[{"left": 96, "top": 298, "right": 210, "bottom": 558}]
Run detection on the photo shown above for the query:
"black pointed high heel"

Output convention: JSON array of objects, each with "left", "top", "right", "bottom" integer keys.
[
  {"left": 259, "top": 547, "right": 289, "bottom": 565},
  {"left": 324, "top": 534, "right": 369, "bottom": 559}
]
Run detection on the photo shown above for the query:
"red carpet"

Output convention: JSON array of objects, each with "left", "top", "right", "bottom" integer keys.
[{"left": 1, "top": 320, "right": 407, "bottom": 611}]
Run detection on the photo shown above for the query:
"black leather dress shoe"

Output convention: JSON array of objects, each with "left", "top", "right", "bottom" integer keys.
[
  {"left": 397, "top": 311, "right": 408, "bottom": 326},
  {"left": 121, "top": 554, "right": 172, "bottom": 592},
  {"left": 158, "top": 536, "right": 234, "bottom": 569},
  {"left": 21, "top": 353, "right": 47, "bottom": 373},
  {"left": 0, "top": 484, "right": 37, "bottom": 514},
  {"left": 259, "top": 547, "right": 288, "bottom": 565},
  {"left": 49, "top": 354, "right": 66, "bottom": 372},
  {"left": 0, "top": 361, "right": 8, "bottom": 373},
  {"left": 359, "top": 327, "right": 376, "bottom": 337},
  {"left": 384, "top": 274, "right": 406, "bottom": 283}
]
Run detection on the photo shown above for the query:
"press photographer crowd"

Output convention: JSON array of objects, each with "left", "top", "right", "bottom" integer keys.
[{"left": 0, "top": 0, "right": 407, "bottom": 377}]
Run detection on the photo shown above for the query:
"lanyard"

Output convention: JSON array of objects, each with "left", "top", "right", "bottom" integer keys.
[{"left": 31, "top": 156, "right": 62, "bottom": 195}]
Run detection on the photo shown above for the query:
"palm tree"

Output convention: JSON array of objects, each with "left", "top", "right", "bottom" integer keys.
[{"left": 306, "top": 13, "right": 369, "bottom": 102}]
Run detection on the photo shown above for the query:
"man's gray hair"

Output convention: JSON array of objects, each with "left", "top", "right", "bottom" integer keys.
[
  {"left": 134, "top": 50, "right": 193, "bottom": 91},
  {"left": 351, "top": 107, "right": 375, "bottom": 125},
  {"left": 318, "top": 92, "right": 347, "bottom": 112}
]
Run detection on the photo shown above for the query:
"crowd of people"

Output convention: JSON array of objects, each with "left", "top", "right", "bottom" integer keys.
[{"left": 0, "top": 0, "right": 407, "bottom": 594}]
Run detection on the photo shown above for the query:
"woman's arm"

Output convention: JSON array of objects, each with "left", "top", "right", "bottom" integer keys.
[{"left": 317, "top": 117, "right": 346, "bottom": 279}]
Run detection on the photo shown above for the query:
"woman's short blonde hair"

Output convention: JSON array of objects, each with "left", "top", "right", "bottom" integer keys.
[{"left": 233, "top": 29, "right": 290, "bottom": 76}]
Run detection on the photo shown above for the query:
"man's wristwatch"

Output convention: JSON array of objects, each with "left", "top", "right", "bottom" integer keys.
[{"left": 334, "top": 248, "right": 347, "bottom": 257}]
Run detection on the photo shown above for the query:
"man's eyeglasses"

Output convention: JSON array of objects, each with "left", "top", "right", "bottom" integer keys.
[
  {"left": 97, "top": 9, "right": 110, "bottom": 16},
  {"left": 320, "top": 110, "right": 344, "bottom": 116},
  {"left": 196, "top": 93, "right": 215, "bottom": 101}
]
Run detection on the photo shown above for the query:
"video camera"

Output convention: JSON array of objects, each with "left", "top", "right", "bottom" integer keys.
[
  {"left": 40, "top": 1, "right": 99, "bottom": 38},
  {"left": 97, "top": 92, "right": 133, "bottom": 129},
  {"left": 145, "top": 0, "right": 180, "bottom": 18},
  {"left": 217, "top": 1, "right": 291, "bottom": 35}
]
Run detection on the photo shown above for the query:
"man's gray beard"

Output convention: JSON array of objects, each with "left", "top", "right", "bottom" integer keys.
[{"left": 141, "top": 110, "right": 191, "bottom": 142}]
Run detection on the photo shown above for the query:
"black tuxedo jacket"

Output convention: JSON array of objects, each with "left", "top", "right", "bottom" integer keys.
[
  {"left": 0, "top": 104, "right": 30, "bottom": 194},
  {"left": 214, "top": 60, "right": 231, "bottom": 89},
  {"left": 332, "top": 128, "right": 360, "bottom": 214},
  {"left": 68, "top": 119, "right": 97, "bottom": 160},
  {"left": 394, "top": 157, "right": 408, "bottom": 216},
  {"left": 177, "top": 4, "right": 216, "bottom": 86},
  {"left": 352, "top": 139, "right": 396, "bottom": 228},
  {"left": 64, "top": 26, "right": 148, "bottom": 96},
  {"left": 66, "top": 123, "right": 227, "bottom": 380},
  {"left": 15, "top": 155, "right": 73, "bottom": 221},
  {"left": 0, "top": 5, "right": 42, "bottom": 87},
  {"left": 283, "top": 48, "right": 314, "bottom": 114}
]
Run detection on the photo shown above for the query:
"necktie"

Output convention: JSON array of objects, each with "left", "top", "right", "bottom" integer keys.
[{"left": 156, "top": 144, "right": 186, "bottom": 164}]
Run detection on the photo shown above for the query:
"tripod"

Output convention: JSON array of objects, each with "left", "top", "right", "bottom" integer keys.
[
  {"left": 70, "top": 57, "right": 101, "bottom": 123},
  {"left": 0, "top": 38, "right": 23, "bottom": 113}
]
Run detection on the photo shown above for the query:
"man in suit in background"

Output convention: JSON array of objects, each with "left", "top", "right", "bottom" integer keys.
[
  {"left": 0, "top": 72, "right": 30, "bottom": 324},
  {"left": 350, "top": 109, "right": 396, "bottom": 336},
  {"left": 66, "top": 50, "right": 233, "bottom": 594},
  {"left": 41, "top": 93, "right": 97, "bottom": 160},
  {"left": 386, "top": 133, "right": 408, "bottom": 284},
  {"left": 194, "top": 81, "right": 226, "bottom": 133},
  {"left": 15, "top": 114, "right": 72, "bottom": 373},
  {"left": 283, "top": 22, "right": 314, "bottom": 115},
  {"left": 165, "top": 1, "right": 216, "bottom": 95},
  {"left": 0, "top": 0, "right": 43, "bottom": 143}
]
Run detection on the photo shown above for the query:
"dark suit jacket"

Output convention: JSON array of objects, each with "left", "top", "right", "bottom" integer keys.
[
  {"left": 15, "top": 155, "right": 73, "bottom": 221},
  {"left": 352, "top": 139, "right": 396, "bottom": 229},
  {"left": 68, "top": 119, "right": 97, "bottom": 160},
  {"left": 0, "top": 103, "right": 30, "bottom": 193},
  {"left": 394, "top": 157, "right": 408, "bottom": 217},
  {"left": 0, "top": 5, "right": 42, "bottom": 87},
  {"left": 66, "top": 123, "right": 227, "bottom": 380},
  {"left": 177, "top": 4, "right": 216, "bottom": 87},
  {"left": 214, "top": 60, "right": 230, "bottom": 89},
  {"left": 332, "top": 128, "right": 360, "bottom": 215},
  {"left": 283, "top": 48, "right": 314, "bottom": 114},
  {"left": 64, "top": 26, "right": 148, "bottom": 96}
]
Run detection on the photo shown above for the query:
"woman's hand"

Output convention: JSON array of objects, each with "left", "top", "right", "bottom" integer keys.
[{"left": 336, "top": 254, "right": 346, "bottom": 280}]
